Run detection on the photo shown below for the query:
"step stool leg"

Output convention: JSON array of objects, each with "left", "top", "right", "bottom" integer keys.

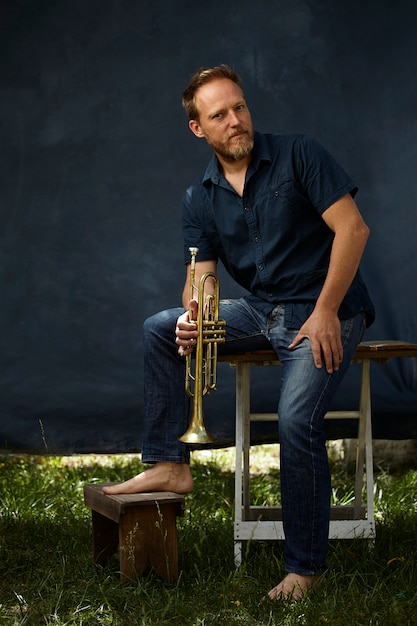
[
  {"left": 91, "top": 510, "right": 119, "bottom": 566},
  {"left": 354, "top": 361, "right": 367, "bottom": 518},
  {"left": 354, "top": 359, "right": 374, "bottom": 524},
  {"left": 148, "top": 503, "right": 179, "bottom": 583},
  {"left": 118, "top": 507, "right": 150, "bottom": 582},
  {"left": 362, "top": 359, "right": 375, "bottom": 535},
  {"left": 118, "top": 503, "right": 180, "bottom": 583},
  {"left": 234, "top": 540, "right": 243, "bottom": 567},
  {"left": 234, "top": 361, "right": 250, "bottom": 568}
]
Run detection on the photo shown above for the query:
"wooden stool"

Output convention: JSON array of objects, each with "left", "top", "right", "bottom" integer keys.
[
  {"left": 219, "top": 340, "right": 417, "bottom": 566},
  {"left": 83, "top": 484, "right": 185, "bottom": 582}
]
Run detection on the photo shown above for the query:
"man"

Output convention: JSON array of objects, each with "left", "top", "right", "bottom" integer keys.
[{"left": 104, "top": 65, "right": 375, "bottom": 601}]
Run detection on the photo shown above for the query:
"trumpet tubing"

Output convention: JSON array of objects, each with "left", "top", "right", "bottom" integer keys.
[{"left": 178, "top": 248, "right": 226, "bottom": 444}]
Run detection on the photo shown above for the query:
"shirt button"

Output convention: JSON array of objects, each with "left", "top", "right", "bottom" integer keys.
[
  {"left": 268, "top": 293, "right": 273, "bottom": 297},
  {"left": 244, "top": 206, "right": 249, "bottom": 212},
  {"left": 254, "top": 236, "right": 259, "bottom": 243},
  {"left": 258, "top": 263, "right": 264, "bottom": 270}
]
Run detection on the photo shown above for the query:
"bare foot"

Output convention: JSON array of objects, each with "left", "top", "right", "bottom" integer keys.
[
  {"left": 265, "top": 573, "right": 323, "bottom": 602},
  {"left": 102, "top": 462, "right": 194, "bottom": 495}
]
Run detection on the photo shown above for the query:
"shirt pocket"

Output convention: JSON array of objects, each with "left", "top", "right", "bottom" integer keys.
[
  {"left": 263, "top": 179, "right": 296, "bottom": 202},
  {"left": 260, "top": 179, "right": 301, "bottom": 232}
]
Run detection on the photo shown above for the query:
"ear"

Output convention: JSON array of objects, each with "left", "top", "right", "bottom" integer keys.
[{"left": 189, "top": 119, "right": 205, "bottom": 138}]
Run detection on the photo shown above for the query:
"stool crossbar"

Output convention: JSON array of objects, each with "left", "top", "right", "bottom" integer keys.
[{"left": 219, "top": 340, "right": 417, "bottom": 566}]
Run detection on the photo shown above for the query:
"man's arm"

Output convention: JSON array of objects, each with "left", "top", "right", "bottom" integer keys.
[
  {"left": 289, "top": 193, "right": 370, "bottom": 373},
  {"left": 181, "top": 259, "right": 217, "bottom": 309}
]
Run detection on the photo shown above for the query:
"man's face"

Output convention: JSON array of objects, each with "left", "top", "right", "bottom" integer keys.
[{"left": 189, "top": 78, "right": 254, "bottom": 163}]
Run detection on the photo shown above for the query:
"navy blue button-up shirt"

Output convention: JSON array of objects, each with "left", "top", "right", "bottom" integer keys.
[{"left": 182, "top": 132, "right": 375, "bottom": 328}]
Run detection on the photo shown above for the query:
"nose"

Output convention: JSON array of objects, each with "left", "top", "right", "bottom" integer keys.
[{"left": 229, "top": 111, "right": 240, "bottom": 126}]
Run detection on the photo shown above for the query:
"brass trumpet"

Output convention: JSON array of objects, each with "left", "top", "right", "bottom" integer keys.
[{"left": 178, "top": 247, "right": 226, "bottom": 444}]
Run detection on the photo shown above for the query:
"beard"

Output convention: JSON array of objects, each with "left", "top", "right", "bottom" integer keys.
[{"left": 206, "top": 126, "right": 254, "bottom": 162}]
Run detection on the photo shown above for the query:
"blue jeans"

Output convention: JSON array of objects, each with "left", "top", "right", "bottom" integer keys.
[{"left": 142, "top": 298, "right": 365, "bottom": 575}]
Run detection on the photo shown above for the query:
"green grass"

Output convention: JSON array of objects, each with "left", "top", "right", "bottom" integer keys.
[{"left": 1, "top": 448, "right": 417, "bottom": 625}]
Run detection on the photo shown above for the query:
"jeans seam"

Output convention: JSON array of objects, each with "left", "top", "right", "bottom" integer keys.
[{"left": 307, "top": 314, "right": 360, "bottom": 570}]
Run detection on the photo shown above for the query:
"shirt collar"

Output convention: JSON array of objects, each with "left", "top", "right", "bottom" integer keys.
[{"left": 202, "top": 131, "right": 272, "bottom": 186}]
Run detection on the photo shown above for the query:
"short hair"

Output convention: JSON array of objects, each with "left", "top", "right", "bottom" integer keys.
[{"left": 182, "top": 64, "right": 243, "bottom": 121}]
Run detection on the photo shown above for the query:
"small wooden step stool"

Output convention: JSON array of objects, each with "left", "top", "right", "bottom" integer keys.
[{"left": 83, "top": 484, "right": 185, "bottom": 582}]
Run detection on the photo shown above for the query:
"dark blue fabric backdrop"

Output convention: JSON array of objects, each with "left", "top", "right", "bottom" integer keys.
[{"left": 1, "top": 0, "right": 416, "bottom": 454}]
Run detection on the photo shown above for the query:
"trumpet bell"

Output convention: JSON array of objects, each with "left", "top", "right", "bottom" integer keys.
[{"left": 178, "top": 422, "right": 217, "bottom": 444}]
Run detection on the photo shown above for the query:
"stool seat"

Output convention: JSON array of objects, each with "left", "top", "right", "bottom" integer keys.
[
  {"left": 219, "top": 340, "right": 417, "bottom": 566},
  {"left": 84, "top": 484, "right": 185, "bottom": 582}
]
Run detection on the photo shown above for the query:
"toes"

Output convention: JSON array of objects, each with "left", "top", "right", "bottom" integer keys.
[{"left": 265, "top": 574, "right": 323, "bottom": 602}]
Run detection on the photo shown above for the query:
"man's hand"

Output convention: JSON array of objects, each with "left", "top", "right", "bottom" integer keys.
[
  {"left": 175, "top": 299, "right": 199, "bottom": 356},
  {"left": 288, "top": 310, "right": 343, "bottom": 373}
]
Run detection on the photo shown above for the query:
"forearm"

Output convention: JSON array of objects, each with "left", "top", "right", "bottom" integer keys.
[
  {"left": 182, "top": 260, "right": 217, "bottom": 309},
  {"left": 315, "top": 224, "right": 370, "bottom": 315}
]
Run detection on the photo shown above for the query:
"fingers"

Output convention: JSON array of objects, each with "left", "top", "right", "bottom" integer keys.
[
  {"left": 188, "top": 299, "right": 198, "bottom": 321},
  {"left": 319, "top": 338, "right": 343, "bottom": 373},
  {"left": 177, "top": 341, "right": 195, "bottom": 357},
  {"left": 307, "top": 337, "right": 343, "bottom": 373},
  {"left": 176, "top": 325, "right": 197, "bottom": 356},
  {"left": 287, "top": 332, "right": 308, "bottom": 351},
  {"left": 288, "top": 331, "right": 343, "bottom": 373},
  {"left": 176, "top": 302, "right": 199, "bottom": 356},
  {"left": 289, "top": 332, "right": 325, "bottom": 369}
]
